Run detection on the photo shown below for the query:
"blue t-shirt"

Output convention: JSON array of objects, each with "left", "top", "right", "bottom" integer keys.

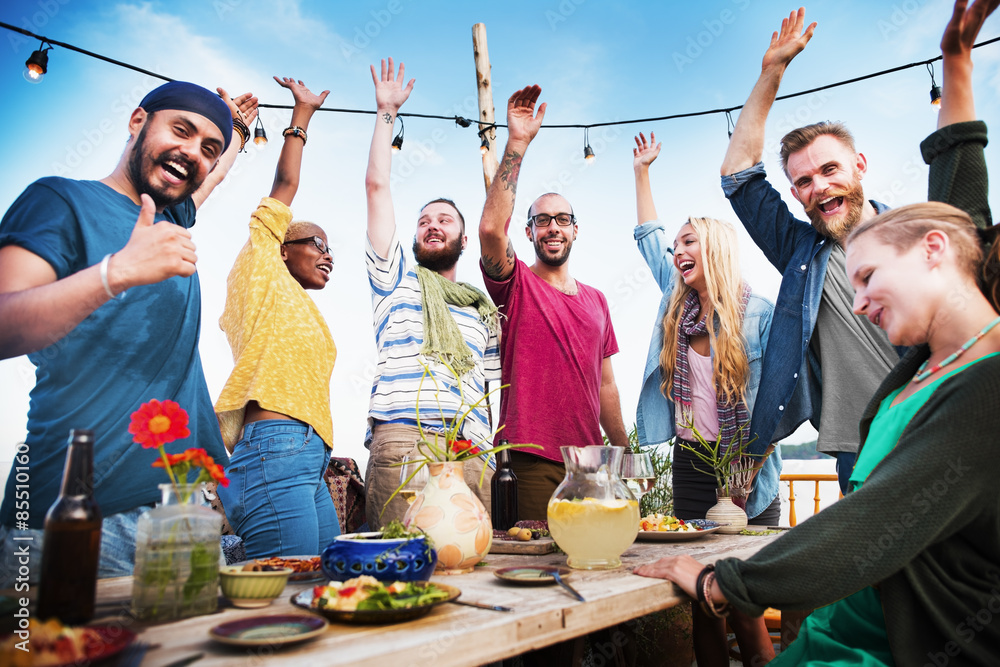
[{"left": 0, "top": 177, "right": 226, "bottom": 527}]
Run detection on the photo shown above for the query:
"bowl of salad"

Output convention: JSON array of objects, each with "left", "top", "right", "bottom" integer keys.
[{"left": 291, "top": 575, "right": 459, "bottom": 624}]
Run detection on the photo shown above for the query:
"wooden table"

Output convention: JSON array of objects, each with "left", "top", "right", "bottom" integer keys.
[{"left": 93, "top": 533, "right": 782, "bottom": 667}]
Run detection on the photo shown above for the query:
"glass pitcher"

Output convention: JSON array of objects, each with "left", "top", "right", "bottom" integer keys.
[{"left": 547, "top": 446, "right": 639, "bottom": 569}]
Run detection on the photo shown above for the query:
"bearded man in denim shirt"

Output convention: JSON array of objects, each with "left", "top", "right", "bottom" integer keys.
[{"left": 720, "top": 9, "right": 899, "bottom": 493}]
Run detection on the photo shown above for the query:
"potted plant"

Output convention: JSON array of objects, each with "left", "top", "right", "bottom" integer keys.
[
  {"left": 386, "top": 361, "right": 539, "bottom": 574},
  {"left": 322, "top": 519, "right": 437, "bottom": 583},
  {"left": 673, "top": 420, "right": 767, "bottom": 534}
]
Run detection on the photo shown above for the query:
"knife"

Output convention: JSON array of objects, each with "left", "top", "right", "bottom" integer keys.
[
  {"left": 160, "top": 653, "right": 205, "bottom": 667},
  {"left": 449, "top": 599, "right": 514, "bottom": 612},
  {"left": 551, "top": 570, "right": 586, "bottom": 602}
]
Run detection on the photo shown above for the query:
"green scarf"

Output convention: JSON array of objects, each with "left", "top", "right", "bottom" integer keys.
[{"left": 415, "top": 265, "right": 499, "bottom": 376}]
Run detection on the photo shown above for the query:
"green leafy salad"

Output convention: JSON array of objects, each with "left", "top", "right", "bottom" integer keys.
[{"left": 311, "top": 575, "right": 450, "bottom": 611}]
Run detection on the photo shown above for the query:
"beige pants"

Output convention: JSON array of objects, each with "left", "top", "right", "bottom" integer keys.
[{"left": 365, "top": 422, "right": 493, "bottom": 530}]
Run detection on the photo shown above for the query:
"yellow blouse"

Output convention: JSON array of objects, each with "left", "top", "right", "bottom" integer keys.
[{"left": 215, "top": 197, "right": 336, "bottom": 451}]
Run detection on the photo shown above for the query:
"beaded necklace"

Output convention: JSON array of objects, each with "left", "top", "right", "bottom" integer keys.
[{"left": 912, "top": 315, "right": 1000, "bottom": 383}]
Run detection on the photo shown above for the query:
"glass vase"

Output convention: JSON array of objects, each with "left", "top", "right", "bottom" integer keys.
[{"left": 131, "top": 483, "right": 221, "bottom": 621}]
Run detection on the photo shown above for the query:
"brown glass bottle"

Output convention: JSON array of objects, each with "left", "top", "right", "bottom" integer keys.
[
  {"left": 490, "top": 442, "right": 518, "bottom": 531},
  {"left": 36, "top": 429, "right": 102, "bottom": 624}
]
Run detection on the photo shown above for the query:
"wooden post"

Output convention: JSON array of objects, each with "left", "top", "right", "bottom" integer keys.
[{"left": 472, "top": 23, "right": 499, "bottom": 192}]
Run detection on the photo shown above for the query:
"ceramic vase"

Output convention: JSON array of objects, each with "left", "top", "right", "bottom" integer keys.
[
  {"left": 402, "top": 461, "right": 492, "bottom": 574},
  {"left": 705, "top": 495, "right": 748, "bottom": 534},
  {"left": 131, "top": 483, "right": 221, "bottom": 621}
]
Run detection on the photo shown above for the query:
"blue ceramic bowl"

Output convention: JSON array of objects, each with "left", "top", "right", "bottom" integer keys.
[{"left": 321, "top": 532, "right": 437, "bottom": 582}]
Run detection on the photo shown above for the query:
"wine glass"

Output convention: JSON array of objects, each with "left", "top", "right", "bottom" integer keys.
[
  {"left": 621, "top": 452, "right": 656, "bottom": 505},
  {"left": 398, "top": 454, "right": 429, "bottom": 506}
]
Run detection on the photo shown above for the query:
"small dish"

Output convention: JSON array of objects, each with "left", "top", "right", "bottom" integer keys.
[
  {"left": 231, "top": 556, "right": 324, "bottom": 582},
  {"left": 219, "top": 566, "right": 293, "bottom": 608},
  {"left": 493, "top": 566, "right": 573, "bottom": 585},
  {"left": 208, "top": 614, "right": 327, "bottom": 647},
  {"left": 290, "top": 582, "right": 460, "bottom": 624},
  {"left": 62, "top": 626, "right": 137, "bottom": 667}
]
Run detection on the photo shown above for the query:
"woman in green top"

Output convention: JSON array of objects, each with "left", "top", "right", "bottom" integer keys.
[{"left": 634, "top": 1, "right": 1000, "bottom": 664}]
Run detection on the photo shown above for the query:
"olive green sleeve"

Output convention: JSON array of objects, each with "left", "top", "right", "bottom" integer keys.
[{"left": 921, "top": 120, "right": 991, "bottom": 229}]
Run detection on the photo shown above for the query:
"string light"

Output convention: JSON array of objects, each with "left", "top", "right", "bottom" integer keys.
[
  {"left": 23, "top": 41, "right": 51, "bottom": 84},
  {"left": 480, "top": 136, "right": 490, "bottom": 155},
  {"left": 583, "top": 127, "right": 595, "bottom": 162},
  {"left": 253, "top": 116, "right": 267, "bottom": 146},
  {"left": 391, "top": 115, "right": 404, "bottom": 152},
  {"left": 927, "top": 62, "right": 942, "bottom": 107},
  {"left": 2, "top": 21, "right": 998, "bottom": 142}
]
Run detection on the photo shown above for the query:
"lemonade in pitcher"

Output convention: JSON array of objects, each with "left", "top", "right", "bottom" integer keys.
[
  {"left": 548, "top": 497, "right": 639, "bottom": 569},
  {"left": 547, "top": 446, "right": 640, "bottom": 570}
]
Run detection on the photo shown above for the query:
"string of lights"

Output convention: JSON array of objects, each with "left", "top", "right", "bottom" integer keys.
[{"left": 3, "top": 20, "right": 999, "bottom": 161}]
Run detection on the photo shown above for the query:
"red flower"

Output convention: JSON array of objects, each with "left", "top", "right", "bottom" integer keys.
[
  {"left": 129, "top": 399, "right": 190, "bottom": 449},
  {"left": 151, "top": 451, "right": 192, "bottom": 468},
  {"left": 450, "top": 440, "right": 474, "bottom": 454},
  {"left": 132, "top": 400, "right": 231, "bottom": 488}
]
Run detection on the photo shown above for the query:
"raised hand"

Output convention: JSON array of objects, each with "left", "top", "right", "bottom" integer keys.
[
  {"left": 633, "top": 132, "right": 661, "bottom": 171},
  {"left": 506, "top": 85, "right": 546, "bottom": 147},
  {"left": 942, "top": 0, "right": 999, "bottom": 57},
  {"left": 273, "top": 77, "right": 330, "bottom": 111},
  {"left": 371, "top": 57, "right": 414, "bottom": 114},
  {"left": 217, "top": 88, "right": 259, "bottom": 126},
  {"left": 112, "top": 194, "right": 198, "bottom": 290},
  {"left": 761, "top": 7, "right": 817, "bottom": 72}
]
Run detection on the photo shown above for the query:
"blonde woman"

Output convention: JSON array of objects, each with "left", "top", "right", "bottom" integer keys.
[{"left": 632, "top": 132, "right": 799, "bottom": 666}]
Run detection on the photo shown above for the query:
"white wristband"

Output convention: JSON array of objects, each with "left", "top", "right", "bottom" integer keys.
[{"left": 100, "top": 254, "right": 126, "bottom": 300}]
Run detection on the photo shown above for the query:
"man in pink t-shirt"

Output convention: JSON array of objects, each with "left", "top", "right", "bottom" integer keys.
[{"left": 478, "top": 84, "right": 631, "bottom": 521}]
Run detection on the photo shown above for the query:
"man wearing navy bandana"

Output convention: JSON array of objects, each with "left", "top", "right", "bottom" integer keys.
[{"left": 0, "top": 81, "right": 257, "bottom": 581}]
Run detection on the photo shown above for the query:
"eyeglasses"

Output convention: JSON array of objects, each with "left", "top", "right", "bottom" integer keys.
[
  {"left": 282, "top": 235, "right": 332, "bottom": 258},
  {"left": 528, "top": 213, "right": 576, "bottom": 228}
]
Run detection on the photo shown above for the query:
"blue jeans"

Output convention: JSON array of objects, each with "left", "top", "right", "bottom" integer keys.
[
  {"left": 0, "top": 506, "right": 148, "bottom": 586},
  {"left": 835, "top": 451, "right": 857, "bottom": 495},
  {"left": 219, "top": 420, "right": 339, "bottom": 559}
]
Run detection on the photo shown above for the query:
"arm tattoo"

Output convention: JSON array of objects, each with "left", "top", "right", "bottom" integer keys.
[
  {"left": 482, "top": 239, "right": 515, "bottom": 280},
  {"left": 499, "top": 151, "right": 522, "bottom": 195},
  {"left": 381, "top": 112, "right": 392, "bottom": 124}
]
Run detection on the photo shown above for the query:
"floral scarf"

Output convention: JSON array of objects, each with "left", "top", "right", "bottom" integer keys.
[{"left": 671, "top": 283, "right": 752, "bottom": 452}]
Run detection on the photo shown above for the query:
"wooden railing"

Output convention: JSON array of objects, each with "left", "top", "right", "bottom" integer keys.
[{"left": 781, "top": 473, "right": 841, "bottom": 526}]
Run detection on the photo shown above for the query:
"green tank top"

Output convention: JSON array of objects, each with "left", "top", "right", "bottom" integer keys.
[{"left": 850, "top": 351, "right": 1000, "bottom": 489}]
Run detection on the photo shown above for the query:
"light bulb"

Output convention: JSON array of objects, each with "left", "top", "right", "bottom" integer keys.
[{"left": 23, "top": 48, "right": 48, "bottom": 84}]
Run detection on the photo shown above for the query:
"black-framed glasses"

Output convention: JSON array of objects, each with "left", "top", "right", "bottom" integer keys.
[
  {"left": 282, "top": 235, "right": 331, "bottom": 258},
  {"left": 528, "top": 213, "right": 576, "bottom": 228}
]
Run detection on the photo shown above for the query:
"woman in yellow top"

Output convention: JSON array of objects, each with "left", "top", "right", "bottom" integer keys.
[{"left": 215, "top": 77, "right": 338, "bottom": 558}]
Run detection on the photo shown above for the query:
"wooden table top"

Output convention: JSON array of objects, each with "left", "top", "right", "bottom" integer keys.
[{"left": 92, "top": 532, "right": 782, "bottom": 667}]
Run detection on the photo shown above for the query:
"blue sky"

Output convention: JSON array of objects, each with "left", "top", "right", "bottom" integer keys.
[{"left": 1, "top": 0, "right": 998, "bottom": 488}]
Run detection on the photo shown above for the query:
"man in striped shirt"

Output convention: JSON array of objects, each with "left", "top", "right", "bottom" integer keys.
[{"left": 363, "top": 59, "right": 501, "bottom": 529}]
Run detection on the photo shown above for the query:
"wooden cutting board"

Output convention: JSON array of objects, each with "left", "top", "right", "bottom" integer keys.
[{"left": 489, "top": 537, "right": 557, "bottom": 555}]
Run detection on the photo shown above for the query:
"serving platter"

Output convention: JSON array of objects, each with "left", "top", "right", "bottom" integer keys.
[
  {"left": 290, "top": 582, "right": 460, "bottom": 624},
  {"left": 636, "top": 525, "right": 722, "bottom": 541}
]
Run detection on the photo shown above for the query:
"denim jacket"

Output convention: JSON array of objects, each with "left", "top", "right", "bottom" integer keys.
[
  {"left": 633, "top": 220, "right": 782, "bottom": 519},
  {"left": 721, "top": 163, "right": 891, "bottom": 456}
]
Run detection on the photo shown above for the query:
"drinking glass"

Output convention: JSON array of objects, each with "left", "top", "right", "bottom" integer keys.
[
  {"left": 621, "top": 452, "right": 656, "bottom": 505},
  {"left": 398, "top": 455, "right": 429, "bottom": 505}
]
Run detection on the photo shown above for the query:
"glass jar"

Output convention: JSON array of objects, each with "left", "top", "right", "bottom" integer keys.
[
  {"left": 131, "top": 483, "right": 221, "bottom": 621},
  {"left": 547, "top": 446, "right": 639, "bottom": 570}
]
